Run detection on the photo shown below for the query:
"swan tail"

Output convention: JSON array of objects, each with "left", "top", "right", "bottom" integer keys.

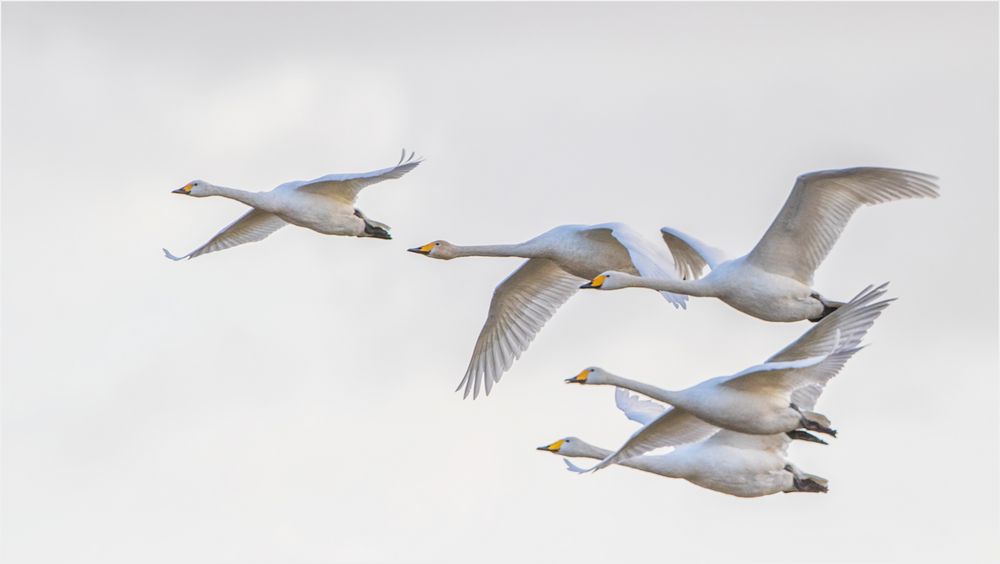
[
  {"left": 786, "top": 465, "right": 829, "bottom": 493},
  {"left": 801, "top": 410, "right": 831, "bottom": 429}
]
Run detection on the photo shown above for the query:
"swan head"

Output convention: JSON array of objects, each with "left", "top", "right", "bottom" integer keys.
[
  {"left": 579, "top": 271, "right": 630, "bottom": 290},
  {"left": 564, "top": 366, "right": 612, "bottom": 385},
  {"left": 172, "top": 180, "right": 212, "bottom": 197},
  {"left": 407, "top": 240, "right": 456, "bottom": 259},
  {"left": 536, "top": 436, "right": 591, "bottom": 457}
]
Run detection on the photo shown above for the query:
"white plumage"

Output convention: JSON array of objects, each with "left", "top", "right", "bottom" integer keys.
[
  {"left": 408, "top": 223, "right": 687, "bottom": 398},
  {"left": 583, "top": 168, "right": 937, "bottom": 322},
  {"left": 537, "top": 389, "right": 828, "bottom": 498},
  {"left": 568, "top": 283, "right": 893, "bottom": 471},
  {"left": 164, "top": 150, "right": 421, "bottom": 260}
]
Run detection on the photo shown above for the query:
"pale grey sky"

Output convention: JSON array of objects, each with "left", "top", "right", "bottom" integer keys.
[{"left": 2, "top": 2, "right": 997, "bottom": 562}]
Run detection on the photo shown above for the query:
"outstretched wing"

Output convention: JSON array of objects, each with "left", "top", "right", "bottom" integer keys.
[
  {"left": 580, "top": 407, "right": 719, "bottom": 472},
  {"left": 746, "top": 168, "right": 938, "bottom": 284},
  {"left": 294, "top": 150, "right": 422, "bottom": 204},
  {"left": 721, "top": 284, "right": 893, "bottom": 409},
  {"left": 163, "top": 209, "right": 287, "bottom": 261},
  {"left": 659, "top": 226, "right": 726, "bottom": 280},
  {"left": 457, "top": 259, "right": 583, "bottom": 399},
  {"left": 614, "top": 388, "right": 668, "bottom": 426},
  {"left": 591, "top": 223, "right": 687, "bottom": 308}
]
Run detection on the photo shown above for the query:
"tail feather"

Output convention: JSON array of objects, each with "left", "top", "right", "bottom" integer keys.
[{"left": 802, "top": 410, "right": 831, "bottom": 428}]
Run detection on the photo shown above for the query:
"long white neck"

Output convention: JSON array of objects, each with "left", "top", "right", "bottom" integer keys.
[
  {"left": 448, "top": 242, "right": 540, "bottom": 259},
  {"left": 207, "top": 184, "right": 270, "bottom": 209},
  {"left": 600, "top": 373, "right": 681, "bottom": 405},
  {"left": 617, "top": 273, "right": 713, "bottom": 297},
  {"left": 572, "top": 442, "right": 685, "bottom": 478}
]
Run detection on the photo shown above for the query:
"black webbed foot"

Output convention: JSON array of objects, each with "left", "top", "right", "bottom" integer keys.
[
  {"left": 786, "top": 430, "right": 828, "bottom": 445},
  {"left": 363, "top": 222, "right": 392, "bottom": 239}
]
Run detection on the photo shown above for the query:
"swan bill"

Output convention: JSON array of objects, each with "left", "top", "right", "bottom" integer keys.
[
  {"left": 565, "top": 369, "right": 590, "bottom": 384},
  {"left": 407, "top": 243, "right": 435, "bottom": 255},
  {"left": 580, "top": 274, "right": 606, "bottom": 289},
  {"left": 536, "top": 439, "right": 564, "bottom": 452},
  {"left": 172, "top": 183, "right": 194, "bottom": 195}
]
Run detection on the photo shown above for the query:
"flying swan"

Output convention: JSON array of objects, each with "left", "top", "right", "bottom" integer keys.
[
  {"left": 407, "top": 224, "right": 688, "bottom": 398},
  {"left": 163, "top": 150, "right": 422, "bottom": 260},
  {"left": 581, "top": 168, "right": 936, "bottom": 322},
  {"left": 566, "top": 283, "right": 893, "bottom": 472},
  {"left": 536, "top": 388, "right": 828, "bottom": 497}
]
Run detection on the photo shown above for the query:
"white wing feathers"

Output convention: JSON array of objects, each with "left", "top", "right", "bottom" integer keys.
[
  {"left": 747, "top": 168, "right": 939, "bottom": 284},
  {"left": 659, "top": 226, "right": 727, "bottom": 280},
  {"left": 602, "top": 224, "right": 688, "bottom": 308},
  {"left": 614, "top": 388, "right": 668, "bottom": 425},
  {"left": 579, "top": 407, "right": 719, "bottom": 473},
  {"left": 770, "top": 283, "right": 892, "bottom": 363},
  {"left": 457, "top": 259, "right": 583, "bottom": 399},
  {"left": 163, "top": 209, "right": 288, "bottom": 261},
  {"left": 721, "top": 284, "right": 893, "bottom": 406},
  {"left": 294, "top": 150, "right": 422, "bottom": 204}
]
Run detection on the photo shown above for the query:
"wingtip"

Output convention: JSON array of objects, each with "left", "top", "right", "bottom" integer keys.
[
  {"left": 563, "top": 459, "right": 589, "bottom": 474},
  {"left": 162, "top": 248, "right": 185, "bottom": 261}
]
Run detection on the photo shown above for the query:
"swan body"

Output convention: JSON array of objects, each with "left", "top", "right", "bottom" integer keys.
[
  {"left": 164, "top": 150, "right": 421, "bottom": 260},
  {"left": 567, "top": 284, "right": 893, "bottom": 470},
  {"left": 408, "top": 223, "right": 687, "bottom": 398},
  {"left": 536, "top": 389, "right": 827, "bottom": 497},
  {"left": 582, "top": 167, "right": 937, "bottom": 322}
]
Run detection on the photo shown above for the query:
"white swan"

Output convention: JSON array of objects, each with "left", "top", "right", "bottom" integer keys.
[
  {"left": 580, "top": 168, "right": 937, "bottom": 321},
  {"left": 566, "top": 283, "right": 892, "bottom": 471},
  {"left": 536, "top": 389, "right": 828, "bottom": 497},
  {"left": 407, "top": 224, "right": 688, "bottom": 398},
  {"left": 163, "top": 150, "right": 422, "bottom": 260}
]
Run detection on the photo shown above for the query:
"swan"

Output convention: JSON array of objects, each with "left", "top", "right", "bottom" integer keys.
[
  {"left": 407, "top": 224, "right": 689, "bottom": 399},
  {"left": 536, "top": 389, "right": 828, "bottom": 497},
  {"left": 163, "top": 150, "right": 422, "bottom": 260},
  {"left": 580, "top": 167, "right": 937, "bottom": 321},
  {"left": 566, "top": 283, "right": 892, "bottom": 471}
]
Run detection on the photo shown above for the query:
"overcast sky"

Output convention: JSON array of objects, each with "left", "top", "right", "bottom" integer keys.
[{"left": 3, "top": 2, "right": 997, "bottom": 562}]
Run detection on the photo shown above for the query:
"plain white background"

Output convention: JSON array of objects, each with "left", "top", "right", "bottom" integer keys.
[{"left": 3, "top": 2, "right": 997, "bottom": 562}]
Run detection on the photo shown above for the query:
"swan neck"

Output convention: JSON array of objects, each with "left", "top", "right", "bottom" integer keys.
[
  {"left": 605, "top": 374, "right": 679, "bottom": 405},
  {"left": 628, "top": 276, "right": 710, "bottom": 297},
  {"left": 451, "top": 243, "right": 537, "bottom": 258},
  {"left": 210, "top": 185, "right": 267, "bottom": 208}
]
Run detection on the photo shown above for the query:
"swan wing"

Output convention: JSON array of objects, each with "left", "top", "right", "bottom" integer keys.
[
  {"left": 721, "top": 284, "right": 892, "bottom": 406},
  {"left": 581, "top": 407, "right": 719, "bottom": 472},
  {"left": 720, "top": 347, "right": 866, "bottom": 411},
  {"left": 727, "top": 283, "right": 893, "bottom": 408},
  {"left": 294, "top": 150, "right": 422, "bottom": 204},
  {"left": 769, "top": 283, "right": 893, "bottom": 363},
  {"left": 746, "top": 168, "right": 939, "bottom": 284},
  {"left": 457, "top": 259, "right": 582, "bottom": 399},
  {"left": 614, "top": 388, "right": 668, "bottom": 426},
  {"left": 163, "top": 209, "right": 287, "bottom": 261},
  {"left": 659, "top": 226, "right": 726, "bottom": 280},
  {"left": 594, "top": 224, "right": 687, "bottom": 308}
]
